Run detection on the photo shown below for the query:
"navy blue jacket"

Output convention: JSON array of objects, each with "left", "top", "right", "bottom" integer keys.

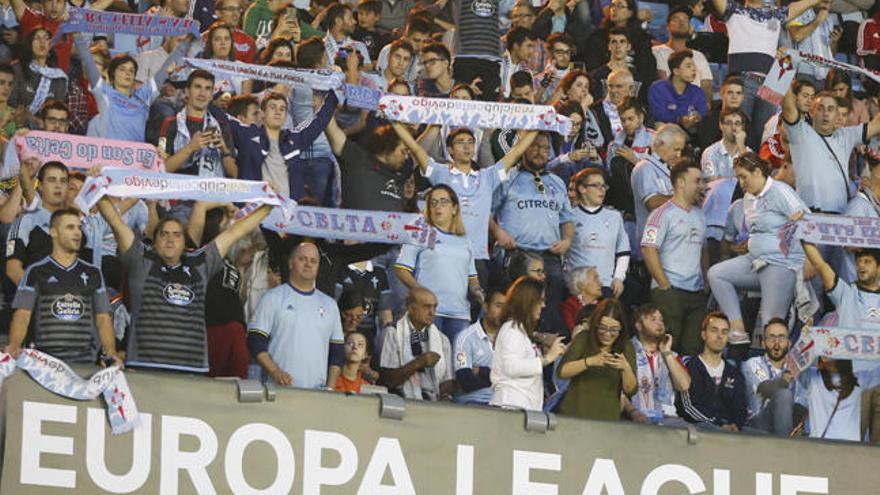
[
  {"left": 676, "top": 355, "right": 748, "bottom": 428},
  {"left": 213, "top": 91, "right": 338, "bottom": 200}
]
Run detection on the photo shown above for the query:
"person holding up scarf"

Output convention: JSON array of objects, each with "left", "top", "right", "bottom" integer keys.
[
  {"left": 9, "top": 28, "right": 66, "bottom": 127},
  {"left": 835, "top": 153, "right": 880, "bottom": 283},
  {"left": 74, "top": 34, "right": 191, "bottom": 142},
  {"left": 557, "top": 299, "right": 637, "bottom": 420}
]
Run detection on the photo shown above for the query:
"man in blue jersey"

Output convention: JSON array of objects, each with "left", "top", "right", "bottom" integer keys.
[
  {"left": 566, "top": 167, "right": 630, "bottom": 298},
  {"left": 248, "top": 242, "right": 345, "bottom": 388},
  {"left": 802, "top": 242, "right": 880, "bottom": 331},
  {"left": 453, "top": 287, "right": 505, "bottom": 405},
  {"left": 493, "top": 132, "right": 575, "bottom": 334},
  {"left": 741, "top": 318, "right": 795, "bottom": 436},
  {"left": 642, "top": 157, "right": 708, "bottom": 356}
]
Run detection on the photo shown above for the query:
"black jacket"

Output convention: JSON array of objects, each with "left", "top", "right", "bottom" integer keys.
[{"left": 676, "top": 355, "right": 748, "bottom": 428}]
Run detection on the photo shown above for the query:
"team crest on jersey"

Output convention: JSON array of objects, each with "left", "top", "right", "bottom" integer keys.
[
  {"left": 163, "top": 283, "right": 195, "bottom": 306},
  {"left": 319, "top": 306, "right": 326, "bottom": 318},
  {"left": 5, "top": 240, "right": 13, "bottom": 257},
  {"left": 51, "top": 294, "right": 85, "bottom": 321},
  {"left": 456, "top": 351, "right": 467, "bottom": 367},
  {"left": 644, "top": 227, "right": 657, "bottom": 243},
  {"left": 867, "top": 307, "right": 880, "bottom": 320}
]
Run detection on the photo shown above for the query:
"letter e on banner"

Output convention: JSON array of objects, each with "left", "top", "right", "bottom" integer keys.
[
  {"left": 512, "top": 450, "right": 561, "bottom": 495},
  {"left": 20, "top": 401, "right": 77, "bottom": 488}
]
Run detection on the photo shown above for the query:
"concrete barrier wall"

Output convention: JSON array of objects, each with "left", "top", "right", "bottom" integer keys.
[{"left": 1, "top": 369, "right": 877, "bottom": 494}]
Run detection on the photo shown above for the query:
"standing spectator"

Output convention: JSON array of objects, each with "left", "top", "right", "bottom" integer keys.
[
  {"left": 623, "top": 304, "right": 691, "bottom": 426},
  {"left": 336, "top": 263, "right": 393, "bottom": 347},
  {"left": 352, "top": 0, "right": 389, "bottom": 63},
  {"left": 705, "top": 0, "right": 824, "bottom": 149},
  {"left": 248, "top": 242, "right": 344, "bottom": 388},
  {"left": 74, "top": 35, "right": 188, "bottom": 142},
  {"left": 642, "top": 157, "right": 708, "bottom": 357},
  {"left": 335, "top": 331, "right": 370, "bottom": 393},
  {"left": 592, "top": 70, "right": 637, "bottom": 148},
  {"left": 557, "top": 299, "right": 637, "bottom": 420},
  {"left": 243, "top": 0, "right": 293, "bottom": 47},
  {"left": 380, "top": 287, "right": 454, "bottom": 401},
  {"left": 788, "top": 0, "right": 836, "bottom": 89},
  {"left": 452, "top": 0, "right": 503, "bottom": 101},
  {"left": 676, "top": 312, "right": 749, "bottom": 431},
  {"left": 501, "top": 27, "right": 537, "bottom": 98},
  {"left": 803, "top": 242, "right": 880, "bottom": 331},
  {"left": 395, "top": 185, "right": 481, "bottom": 341},
  {"left": 547, "top": 102, "right": 600, "bottom": 184},
  {"left": 565, "top": 167, "right": 630, "bottom": 298},
  {"left": 96, "top": 196, "right": 272, "bottom": 373},
  {"left": 493, "top": 133, "right": 575, "bottom": 334},
  {"left": 701, "top": 109, "right": 749, "bottom": 181},
  {"left": 631, "top": 123, "right": 687, "bottom": 259},
  {"left": 508, "top": 2, "right": 547, "bottom": 73},
  {"left": 708, "top": 153, "right": 808, "bottom": 344},
  {"left": 390, "top": 122, "right": 537, "bottom": 289},
  {"left": 796, "top": 357, "right": 880, "bottom": 441},
  {"left": 606, "top": 98, "right": 653, "bottom": 233},
  {"left": 582, "top": 0, "right": 655, "bottom": 86},
  {"left": 490, "top": 276, "right": 567, "bottom": 411},
  {"left": 376, "top": 17, "right": 432, "bottom": 84},
  {"left": 5, "top": 208, "right": 120, "bottom": 365},
  {"left": 648, "top": 50, "right": 708, "bottom": 134},
  {"left": 654, "top": 6, "right": 714, "bottom": 106},
  {"left": 417, "top": 43, "right": 454, "bottom": 98},
  {"left": 741, "top": 318, "right": 796, "bottom": 436},
  {"left": 215, "top": 0, "right": 258, "bottom": 63},
  {"left": 837, "top": 155, "right": 880, "bottom": 283},
  {"left": 323, "top": 2, "right": 371, "bottom": 65},
  {"left": 159, "top": 70, "right": 238, "bottom": 180},
  {"left": 0, "top": 63, "right": 15, "bottom": 139},
  {"left": 697, "top": 75, "right": 745, "bottom": 151},
  {"left": 453, "top": 286, "right": 505, "bottom": 405},
  {"left": 200, "top": 23, "right": 252, "bottom": 95},
  {"left": 372, "top": 40, "right": 414, "bottom": 92},
  {"left": 535, "top": 33, "right": 575, "bottom": 103},
  {"left": 589, "top": 28, "right": 654, "bottom": 104},
  {"left": 10, "top": 28, "right": 67, "bottom": 119},
  {"left": 826, "top": 70, "right": 870, "bottom": 125}
]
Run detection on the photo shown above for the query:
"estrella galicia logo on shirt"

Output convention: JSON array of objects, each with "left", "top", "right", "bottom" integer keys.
[
  {"left": 163, "top": 283, "right": 195, "bottom": 306},
  {"left": 51, "top": 294, "right": 85, "bottom": 321},
  {"left": 471, "top": 0, "right": 495, "bottom": 17}
]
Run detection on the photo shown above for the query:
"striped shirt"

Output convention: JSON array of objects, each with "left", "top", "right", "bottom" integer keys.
[
  {"left": 13, "top": 257, "right": 109, "bottom": 363},
  {"left": 122, "top": 239, "right": 223, "bottom": 372},
  {"left": 454, "top": 0, "right": 501, "bottom": 60}
]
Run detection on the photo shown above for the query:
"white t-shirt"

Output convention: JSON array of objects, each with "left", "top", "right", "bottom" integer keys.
[
  {"left": 700, "top": 355, "right": 725, "bottom": 386},
  {"left": 652, "top": 45, "right": 713, "bottom": 85}
]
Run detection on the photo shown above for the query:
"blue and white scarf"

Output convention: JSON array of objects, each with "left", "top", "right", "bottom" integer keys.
[
  {"left": 184, "top": 58, "right": 344, "bottom": 91},
  {"left": 171, "top": 107, "right": 223, "bottom": 177},
  {"left": 631, "top": 337, "right": 677, "bottom": 418},
  {"left": 0, "top": 350, "right": 138, "bottom": 434},
  {"left": 29, "top": 61, "right": 67, "bottom": 115}
]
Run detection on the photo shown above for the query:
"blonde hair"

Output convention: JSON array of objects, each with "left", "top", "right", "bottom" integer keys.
[{"left": 423, "top": 184, "right": 466, "bottom": 236}]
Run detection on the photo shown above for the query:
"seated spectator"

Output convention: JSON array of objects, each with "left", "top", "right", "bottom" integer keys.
[
  {"left": 676, "top": 312, "right": 749, "bottom": 432},
  {"left": 336, "top": 263, "right": 392, "bottom": 347},
  {"left": 742, "top": 318, "right": 796, "bottom": 436},
  {"left": 557, "top": 299, "right": 637, "bottom": 420},
  {"left": 5, "top": 208, "right": 120, "bottom": 366},
  {"left": 560, "top": 266, "right": 603, "bottom": 333},
  {"left": 582, "top": 0, "right": 655, "bottom": 86},
  {"left": 352, "top": 0, "right": 390, "bottom": 63},
  {"left": 547, "top": 101, "right": 600, "bottom": 183},
  {"left": 213, "top": 0, "right": 258, "bottom": 63},
  {"left": 648, "top": 50, "right": 707, "bottom": 134},
  {"left": 491, "top": 276, "right": 567, "bottom": 411},
  {"left": 535, "top": 33, "right": 576, "bottom": 103},
  {"left": 698, "top": 75, "right": 746, "bottom": 151},
  {"left": 335, "top": 331, "right": 370, "bottom": 393},
  {"left": 606, "top": 98, "right": 653, "bottom": 235},
  {"left": 593, "top": 70, "right": 639, "bottom": 148},
  {"left": 501, "top": 26, "right": 538, "bottom": 98},
  {"left": 826, "top": 69, "right": 870, "bottom": 125},
  {"left": 452, "top": 286, "right": 506, "bottom": 405},
  {"left": 416, "top": 42, "right": 454, "bottom": 98},
  {"left": 589, "top": 27, "right": 653, "bottom": 104},
  {"left": 380, "top": 287, "right": 454, "bottom": 401},
  {"left": 322, "top": 2, "right": 371, "bottom": 67},
  {"left": 623, "top": 304, "right": 691, "bottom": 426}
]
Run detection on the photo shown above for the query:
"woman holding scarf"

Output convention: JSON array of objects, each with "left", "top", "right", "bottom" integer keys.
[
  {"left": 557, "top": 299, "right": 637, "bottom": 420},
  {"left": 10, "top": 28, "right": 67, "bottom": 127},
  {"left": 73, "top": 33, "right": 190, "bottom": 142}
]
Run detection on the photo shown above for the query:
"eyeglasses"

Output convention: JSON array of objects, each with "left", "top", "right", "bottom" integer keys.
[
  {"left": 764, "top": 335, "right": 788, "bottom": 343},
  {"left": 429, "top": 198, "right": 454, "bottom": 207},
  {"left": 533, "top": 174, "right": 545, "bottom": 194},
  {"left": 584, "top": 183, "right": 609, "bottom": 190},
  {"left": 598, "top": 324, "right": 622, "bottom": 334}
]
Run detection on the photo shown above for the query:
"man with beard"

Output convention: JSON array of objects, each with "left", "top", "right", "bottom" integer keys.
[
  {"left": 741, "top": 318, "right": 795, "bottom": 436},
  {"left": 803, "top": 243, "right": 880, "bottom": 331},
  {"left": 452, "top": 287, "right": 505, "bottom": 405},
  {"left": 323, "top": 3, "right": 370, "bottom": 66},
  {"left": 494, "top": 132, "right": 575, "bottom": 335},
  {"left": 5, "top": 208, "right": 120, "bottom": 365}
]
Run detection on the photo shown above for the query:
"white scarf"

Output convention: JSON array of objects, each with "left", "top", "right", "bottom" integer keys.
[
  {"left": 394, "top": 315, "right": 447, "bottom": 401},
  {"left": 28, "top": 61, "right": 67, "bottom": 115},
  {"left": 172, "top": 107, "right": 222, "bottom": 177}
]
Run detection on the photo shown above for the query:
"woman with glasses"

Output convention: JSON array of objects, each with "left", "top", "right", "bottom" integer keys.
[
  {"left": 547, "top": 101, "right": 601, "bottom": 184},
  {"left": 395, "top": 185, "right": 484, "bottom": 341},
  {"left": 490, "top": 276, "right": 568, "bottom": 411},
  {"left": 707, "top": 152, "right": 809, "bottom": 345},
  {"left": 72, "top": 30, "right": 190, "bottom": 141},
  {"left": 557, "top": 298, "right": 637, "bottom": 420},
  {"left": 566, "top": 167, "right": 630, "bottom": 299},
  {"left": 200, "top": 22, "right": 253, "bottom": 95},
  {"left": 390, "top": 120, "right": 538, "bottom": 291}
]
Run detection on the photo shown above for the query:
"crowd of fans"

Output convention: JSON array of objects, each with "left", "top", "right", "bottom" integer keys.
[{"left": 1, "top": 0, "right": 880, "bottom": 443}]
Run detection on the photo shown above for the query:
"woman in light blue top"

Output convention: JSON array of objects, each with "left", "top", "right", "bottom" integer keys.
[
  {"left": 395, "top": 185, "right": 482, "bottom": 342},
  {"left": 708, "top": 152, "right": 809, "bottom": 345},
  {"left": 74, "top": 33, "right": 190, "bottom": 142}
]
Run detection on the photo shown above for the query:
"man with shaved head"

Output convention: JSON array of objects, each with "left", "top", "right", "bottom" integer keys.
[{"left": 248, "top": 242, "right": 344, "bottom": 388}]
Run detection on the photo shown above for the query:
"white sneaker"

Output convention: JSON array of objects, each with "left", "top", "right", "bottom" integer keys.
[{"left": 728, "top": 329, "right": 750, "bottom": 345}]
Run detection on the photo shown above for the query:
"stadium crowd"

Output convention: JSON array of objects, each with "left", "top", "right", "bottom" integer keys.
[{"left": 1, "top": 0, "right": 880, "bottom": 443}]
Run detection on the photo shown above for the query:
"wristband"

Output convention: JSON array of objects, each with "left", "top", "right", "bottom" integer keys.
[{"left": 661, "top": 350, "right": 673, "bottom": 358}]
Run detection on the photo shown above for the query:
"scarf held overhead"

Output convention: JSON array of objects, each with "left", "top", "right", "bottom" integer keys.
[
  {"left": 14, "top": 131, "right": 164, "bottom": 173},
  {"left": 760, "top": 48, "right": 880, "bottom": 105},
  {"left": 0, "top": 349, "right": 138, "bottom": 434},
  {"left": 184, "top": 58, "right": 344, "bottom": 91},
  {"left": 378, "top": 95, "right": 573, "bottom": 135},
  {"left": 786, "top": 326, "right": 880, "bottom": 377},
  {"left": 55, "top": 8, "right": 202, "bottom": 40},
  {"left": 779, "top": 213, "right": 880, "bottom": 256}
]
